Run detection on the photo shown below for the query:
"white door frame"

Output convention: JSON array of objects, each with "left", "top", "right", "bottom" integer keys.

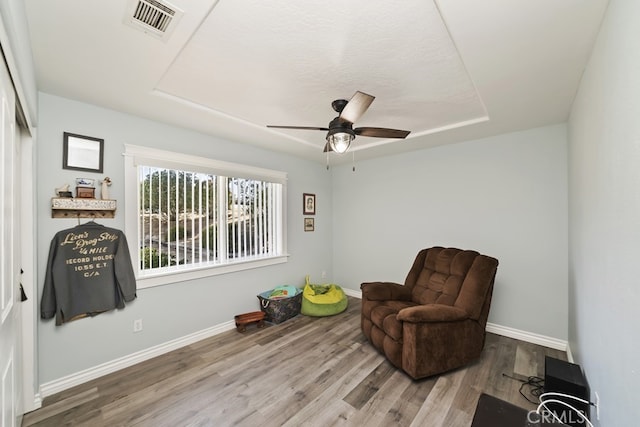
[
  {"left": 0, "top": 15, "right": 39, "bottom": 414},
  {"left": 19, "top": 126, "right": 39, "bottom": 412},
  {"left": 0, "top": 42, "right": 22, "bottom": 427}
]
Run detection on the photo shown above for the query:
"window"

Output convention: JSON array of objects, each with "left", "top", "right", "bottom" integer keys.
[{"left": 124, "top": 145, "right": 287, "bottom": 288}]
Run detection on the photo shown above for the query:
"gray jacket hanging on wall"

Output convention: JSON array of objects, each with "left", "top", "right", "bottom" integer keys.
[{"left": 41, "top": 221, "right": 137, "bottom": 325}]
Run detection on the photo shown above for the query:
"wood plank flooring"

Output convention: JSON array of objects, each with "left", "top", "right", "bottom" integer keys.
[{"left": 22, "top": 297, "right": 566, "bottom": 427}]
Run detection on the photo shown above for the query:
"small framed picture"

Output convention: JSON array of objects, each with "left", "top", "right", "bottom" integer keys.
[
  {"left": 303, "top": 193, "right": 316, "bottom": 215},
  {"left": 63, "top": 132, "right": 104, "bottom": 173},
  {"left": 304, "top": 217, "right": 315, "bottom": 232}
]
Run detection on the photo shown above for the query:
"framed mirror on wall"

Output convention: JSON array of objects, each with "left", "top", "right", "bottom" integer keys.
[{"left": 63, "top": 132, "right": 104, "bottom": 173}]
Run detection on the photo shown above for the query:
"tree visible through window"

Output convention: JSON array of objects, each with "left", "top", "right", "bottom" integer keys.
[
  {"left": 124, "top": 145, "right": 287, "bottom": 285},
  {"left": 139, "top": 166, "right": 281, "bottom": 273}
]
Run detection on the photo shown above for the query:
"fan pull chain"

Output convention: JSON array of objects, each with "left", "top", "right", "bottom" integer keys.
[
  {"left": 326, "top": 151, "right": 330, "bottom": 170},
  {"left": 352, "top": 150, "right": 356, "bottom": 172}
]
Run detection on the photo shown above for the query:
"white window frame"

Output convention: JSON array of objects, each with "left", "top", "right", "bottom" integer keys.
[{"left": 124, "top": 144, "right": 288, "bottom": 289}]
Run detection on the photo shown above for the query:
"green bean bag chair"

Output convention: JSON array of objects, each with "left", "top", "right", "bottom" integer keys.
[{"left": 301, "top": 276, "right": 348, "bottom": 317}]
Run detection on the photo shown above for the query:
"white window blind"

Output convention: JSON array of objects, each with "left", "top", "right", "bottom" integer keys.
[{"left": 124, "top": 145, "right": 287, "bottom": 288}]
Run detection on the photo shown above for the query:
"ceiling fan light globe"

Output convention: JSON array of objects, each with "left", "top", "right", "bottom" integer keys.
[{"left": 328, "top": 132, "right": 353, "bottom": 154}]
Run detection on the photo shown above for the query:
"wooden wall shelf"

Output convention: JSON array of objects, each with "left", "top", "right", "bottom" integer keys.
[{"left": 51, "top": 198, "right": 117, "bottom": 218}]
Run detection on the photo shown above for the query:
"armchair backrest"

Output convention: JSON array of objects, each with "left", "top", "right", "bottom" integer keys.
[{"left": 404, "top": 247, "right": 499, "bottom": 319}]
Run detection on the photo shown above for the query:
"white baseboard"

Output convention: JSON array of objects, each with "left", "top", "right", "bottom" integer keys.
[
  {"left": 342, "top": 287, "right": 362, "bottom": 298},
  {"left": 39, "top": 320, "right": 236, "bottom": 398},
  {"left": 566, "top": 343, "right": 574, "bottom": 363},
  {"left": 485, "top": 323, "right": 568, "bottom": 352},
  {"left": 39, "top": 289, "right": 568, "bottom": 397}
]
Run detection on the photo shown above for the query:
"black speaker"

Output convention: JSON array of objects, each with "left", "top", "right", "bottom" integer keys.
[{"left": 544, "top": 356, "right": 590, "bottom": 427}]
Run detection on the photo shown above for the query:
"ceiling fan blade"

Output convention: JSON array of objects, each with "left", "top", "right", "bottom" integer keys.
[
  {"left": 354, "top": 127, "right": 411, "bottom": 139},
  {"left": 339, "top": 91, "right": 375, "bottom": 124},
  {"left": 267, "top": 125, "right": 329, "bottom": 131}
]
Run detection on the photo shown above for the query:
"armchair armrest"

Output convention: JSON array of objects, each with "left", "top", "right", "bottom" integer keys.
[
  {"left": 361, "top": 282, "right": 412, "bottom": 301},
  {"left": 397, "top": 304, "right": 469, "bottom": 323}
]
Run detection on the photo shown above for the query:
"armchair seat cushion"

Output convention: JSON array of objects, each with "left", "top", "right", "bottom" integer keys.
[
  {"left": 369, "top": 300, "right": 418, "bottom": 341},
  {"left": 360, "top": 247, "right": 498, "bottom": 380}
]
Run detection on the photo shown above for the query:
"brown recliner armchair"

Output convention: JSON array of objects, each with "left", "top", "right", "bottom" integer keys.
[{"left": 360, "top": 247, "right": 499, "bottom": 380}]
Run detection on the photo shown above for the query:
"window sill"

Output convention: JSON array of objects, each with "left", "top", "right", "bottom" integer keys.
[{"left": 135, "top": 255, "right": 289, "bottom": 289}]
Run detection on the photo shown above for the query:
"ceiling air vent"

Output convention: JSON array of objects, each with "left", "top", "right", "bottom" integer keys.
[{"left": 124, "top": 0, "right": 183, "bottom": 41}]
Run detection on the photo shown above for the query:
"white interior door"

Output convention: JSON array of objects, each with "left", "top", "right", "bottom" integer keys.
[{"left": 0, "top": 52, "right": 23, "bottom": 427}]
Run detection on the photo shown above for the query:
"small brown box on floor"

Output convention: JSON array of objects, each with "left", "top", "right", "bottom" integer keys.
[
  {"left": 234, "top": 311, "right": 266, "bottom": 332},
  {"left": 76, "top": 187, "right": 95, "bottom": 198}
]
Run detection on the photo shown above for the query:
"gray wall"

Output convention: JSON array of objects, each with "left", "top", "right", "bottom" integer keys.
[
  {"left": 12, "top": 3, "right": 639, "bottom": 423},
  {"left": 36, "top": 93, "right": 571, "bottom": 385},
  {"left": 331, "top": 124, "right": 569, "bottom": 340},
  {"left": 568, "top": 0, "right": 640, "bottom": 425},
  {"left": 36, "top": 93, "right": 333, "bottom": 383}
]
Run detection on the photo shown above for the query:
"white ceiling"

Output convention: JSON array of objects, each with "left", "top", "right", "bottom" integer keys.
[{"left": 24, "top": 0, "right": 609, "bottom": 163}]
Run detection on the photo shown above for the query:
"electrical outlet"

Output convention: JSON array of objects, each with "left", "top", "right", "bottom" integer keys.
[
  {"left": 321, "top": 271, "right": 327, "bottom": 279},
  {"left": 133, "top": 318, "right": 143, "bottom": 333},
  {"left": 594, "top": 391, "right": 600, "bottom": 420}
]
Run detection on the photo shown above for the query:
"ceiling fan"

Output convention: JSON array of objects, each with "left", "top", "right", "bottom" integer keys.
[{"left": 267, "top": 91, "right": 411, "bottom": 154}]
